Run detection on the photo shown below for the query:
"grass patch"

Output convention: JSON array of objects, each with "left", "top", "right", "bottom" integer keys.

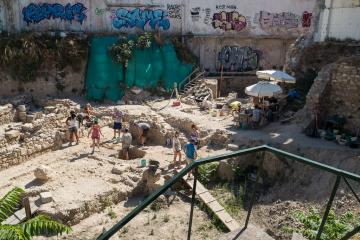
[{"left": 211, "top": 182, "right": 244, "bottom": 218}]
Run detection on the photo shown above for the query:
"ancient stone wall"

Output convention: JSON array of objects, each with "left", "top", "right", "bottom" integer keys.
[
  {"left": 301, "top": 56, "right": 360, "bottom": 132},
  {"left": 0, "top": 104, "right": 15, "bottom": 125}
]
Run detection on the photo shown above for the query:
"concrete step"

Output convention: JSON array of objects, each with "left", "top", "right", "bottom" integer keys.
[{"left": 218, "top": 224, "right": 275, "bottom": 240}]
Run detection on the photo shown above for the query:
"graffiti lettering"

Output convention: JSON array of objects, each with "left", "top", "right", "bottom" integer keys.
[
  {"left": 302, "top": 11, "right": 312, "bottom": 27},
  {"left": 112, "top": 8, "right": 170, "bottom": 30},
  {"left": 212, "top": 11, "right": 247, "bottom": 31},
  {"left": 259, "top": 11, "right": 299, "bottom": 29},
  {"left": 95, "top": 7, "right": 108, "bottom": 16},
  {"left": 167, "top": 4, "right": 181, "bottom": 19},
  {"left": 204, "top": 8, "right": 211, "bottom": 25},
  {"left": 22, "top": 3, "right": 87, "bottom": 25},
  {"left": 218, "top": 46, "right": 259, "bottom": 72},
  {"left": 216, "top": 5, "right": 237, "bottom": 10},
  {"left": 190, "top": 7, "right": 200, "bottom": 22}
]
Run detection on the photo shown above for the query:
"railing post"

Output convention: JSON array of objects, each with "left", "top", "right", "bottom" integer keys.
[
  {"left": 316, "top": 175, "right": 341, "bottom": 240},
  {"left": 187, "top": 167, "right": 198, "bottom": 240}
]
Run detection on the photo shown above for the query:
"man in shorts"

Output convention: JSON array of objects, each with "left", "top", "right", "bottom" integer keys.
[
  {"left": 112, "top": 108, "right": 123, "bottom": 142},
  {"left": 184, "top": 139, "right": 197, "bottom": 179},
  {"left": 121, "top": 128, "right": 132, "bottom": 160},
  {"left": 136, "top": 122, "right": 150, "bottom": 146}
]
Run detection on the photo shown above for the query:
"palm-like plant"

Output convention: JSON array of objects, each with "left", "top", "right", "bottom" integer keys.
[{"left": 0, "top": 187, "right": 72, "bottom": 240}]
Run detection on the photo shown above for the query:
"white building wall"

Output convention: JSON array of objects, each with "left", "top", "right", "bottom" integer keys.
[
  {"left": 315, "top": 0, "right": 360, "bottom": 41},
  {"left": 0, "top": 0, "right": 316, "bottom": 38}
]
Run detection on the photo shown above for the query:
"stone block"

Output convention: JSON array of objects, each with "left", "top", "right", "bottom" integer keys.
[
  {"left": 34, "top": 165, "right": 54, "bottom": 181},
  {"left": 40, "top": 192, "right": 53, "bottom": 204},
  {"left": 111, "top": 166, "right": 125, "bottom": 175},
  {"left": 5, "top": 130, "right": 20, "bottom": 140},
  {"left": 26, "top": 115, "right": 35, "bottom": 123},
  {"left": 227, "top": 144, "right": 239, "bottom": 151}
]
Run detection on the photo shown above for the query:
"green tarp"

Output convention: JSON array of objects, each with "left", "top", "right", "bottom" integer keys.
[{"left": 86, "top": 36, "right": 193, "bottom": 102}]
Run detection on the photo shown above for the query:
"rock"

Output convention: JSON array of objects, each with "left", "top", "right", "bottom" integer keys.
[
  {"left": 40, "top": 192, "right": 53, "bottom": 204},
  {"left": 292, "top": 232, "right": 306, "bottom": 240},
  {"left": 17, "top": 105, "right": 26, "bottom": 112},
  {"left": 17, "top": 112, "right": 27, "bottom": 122},
  {"left": 5, "top": 130, "right": 20, "bottom": 140},
  {"left": 26, "top": 114, "right": 35, "bottom": 123},
  {"left": 218, "top": 160, "right": 234, "bottom": 181},
  {"left": 22, "top": 123, "right": 34, "bottom": 133},
  {"left": 34, "top": 165, "right": 54, "bottom": 181},
  {"left": 111, "top": 166, "right": 125, "bottom": 175}
]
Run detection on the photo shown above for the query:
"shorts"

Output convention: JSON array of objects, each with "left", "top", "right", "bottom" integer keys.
[
  {"left": 113, "top": 122, "right": 122, "bottom": 130},
  {"left": 92, "top": 135, "right": 100, "bottom": 140},
  {"left": 142, "top": 128, "right": 150, "bottom": 137},
  {"left": 69, "top": 127, "right": 78, "bottom": 133},
  {"left": 186, "top": 157, "right": 195, "bottom": 164}
]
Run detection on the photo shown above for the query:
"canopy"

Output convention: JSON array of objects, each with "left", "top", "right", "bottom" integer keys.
[
  {"left": 256, "top": 70, "right": 296, "bottom": 83},
  {"left": 245, "top": 81, "right": 283, "bottom": 97}
]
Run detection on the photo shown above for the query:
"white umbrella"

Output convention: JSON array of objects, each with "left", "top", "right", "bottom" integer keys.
[
  {"left": 245, "top": 81, "right": 283, "bottom": 97},
  {"left": 256, "top": 70, "right": 296, "bottom": 83}
]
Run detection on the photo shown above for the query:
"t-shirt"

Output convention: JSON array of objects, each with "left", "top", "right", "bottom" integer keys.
[
  {"left": 185, "top": 143, "right": 196, "bottom": 159},
  {"left": 67, "top": 117, "right": 79, "bottom": 129},
  {"left": 252, "top": 109, "right": 262, "bottom": 122},
  {"left": 173, "top": 137, "right": 181, "bottom": 151},
  {"left": 113, "top": 111, "right": 123, "bottom": 123},
  {"left": 122, "top": 133, "right": 132, "bottom": 147},
  {"left": 138, "top": 122, "right": 150, "bottom": 130}
]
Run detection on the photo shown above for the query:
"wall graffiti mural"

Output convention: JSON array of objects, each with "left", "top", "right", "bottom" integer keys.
[
  {"left": 302, "top": 11, "right": 312, "bottom": 27},
  {"left": 190, "top": 7, "right": 200, "bottom": 22},
  {"left": 212, "top": 11, "right": 247, "bottom": 31},
  {"left": 218, "top": 46, "right": 259, "bottom": 72},
  {"left": 22, "top": 3, "right": 87, "bottom": 25},
  {"left": 259, "top": 11, "right": 299, "bottom": 29},
  {"left": 112, "top": 8, "right": 170, "bottom": 30},
  {"left": 167, "top": 4, "right": 181, "bottom": 19},
  {"left": 216, "top": 5, "right": 237, "bottom": 10},
  {"left": 204, "top": 8, "right": 211, "bottom": 25}
]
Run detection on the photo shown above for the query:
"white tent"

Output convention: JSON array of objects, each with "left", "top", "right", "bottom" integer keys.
[
  {"left": 256, "top": 70, "right": 296, "bottom": 83},
  {"left": 245, "top": 81, "right": 283, "bottom": 97}
]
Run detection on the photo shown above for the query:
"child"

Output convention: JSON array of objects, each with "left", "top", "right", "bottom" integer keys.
[
  {"left": 184, "top": 139, "right": 197, "bottom": 179},
  {"left": 88, "top": 119, "right": 103, "bottom": 154},
  {"left": 65, "top": 110, "right": 79, "bottom": 146},
  {"left": 172, "top": 131, "right": 182, "bottom": 168}
]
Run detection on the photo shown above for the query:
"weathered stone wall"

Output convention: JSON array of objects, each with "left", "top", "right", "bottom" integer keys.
[
  {"left": 220, "top": 76, "right": 258, "bottom": 97},
  {"left": 0, "top": 104, "right": 15, "bottom": 125},
  {"left": 301, "top": 56, "right": 360, "bottom": 132}
]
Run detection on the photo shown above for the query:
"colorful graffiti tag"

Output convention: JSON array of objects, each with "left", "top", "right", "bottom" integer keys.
[
  {"left": 167, "top": 4, "right": 181, "bottom": 19},
  {"left": 212, "top": 11, "right": 247, "bottom": 31},
  {"left": 22, "top": 3, "right": 87, "bottom": 25},
  {"left": 112, "top": 8, "right": 170, "bottom": 30},
  {"left": 302, "top": 11, "right": 312, "bottom": 27},
  {"left": 218, "top": 46, "right": 259, "bottom": 72},
  {"left": 259, "top": 11, "right": 299, "bottom": 29}
]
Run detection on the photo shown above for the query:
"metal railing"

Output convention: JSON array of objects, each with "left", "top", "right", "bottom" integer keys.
[
  {"left": 97, "top": 145, "right": 360, "bottom": 240},
  {"left": 178, "top": 67, "right": 201, "bottom": 91}
]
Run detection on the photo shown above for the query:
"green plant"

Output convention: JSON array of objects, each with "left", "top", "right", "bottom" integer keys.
[
  {"left": 211, "top": 183, "right": 244, "bottom": 218},
  {"left": 136, "top": 32, "right": 152, "bottom": 49},
  {"left": 107, "top": 208, "right": 117, "bottom": 219},
  {"left": 289, "top": 207, "right": 360, "bottom": 240},
  {"left": 0, "top": 187, "right": 71, "bottom": 240},
  {"left": 198, "top": 162, "right": 219, "bottom": 183}
]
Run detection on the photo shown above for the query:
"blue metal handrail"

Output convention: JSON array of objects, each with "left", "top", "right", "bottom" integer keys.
[{"left": 97, "top": 145, "right": 360, "bottom": 240}]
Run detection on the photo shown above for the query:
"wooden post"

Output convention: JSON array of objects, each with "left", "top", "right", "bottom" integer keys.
[
  {"left": 218, "top": 65, "right": 223, "bottom": 98},
  {"left": 22, "top": 197, "right": 31, "bottom": 220}
]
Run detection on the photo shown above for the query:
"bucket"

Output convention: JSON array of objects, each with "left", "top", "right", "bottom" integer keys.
[{"left": 140, "top": 159, "right": 147, "bottom": 167}]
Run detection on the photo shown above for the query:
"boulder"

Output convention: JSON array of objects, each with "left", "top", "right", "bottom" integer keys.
[
  {"left": 40, "top": 192, "right": 53, "bottom": 204},
  {"left": 111, "top": 166, "right": 126, "bottom": 175},
  {"left": 34, "top": 165, "right": 54, "bottom": 181},
  {"left": 5, "top": 130, "right": 20, "bottom": 140}
]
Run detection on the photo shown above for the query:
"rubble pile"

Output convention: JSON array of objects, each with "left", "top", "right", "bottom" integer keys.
[{"left": 0, "top": 104, "right": 15, "bottom": 125}]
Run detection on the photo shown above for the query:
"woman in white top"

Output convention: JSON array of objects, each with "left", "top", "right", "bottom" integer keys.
[
  {"left": 66, "top": 111, "right": 79, "bottom": 146},
  {"left": 172, "top": 131, "right": 182, "bottom": 168}
]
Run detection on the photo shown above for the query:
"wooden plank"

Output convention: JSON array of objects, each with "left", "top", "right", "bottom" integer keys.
[
  {"left": 180, "top": 173, "right": 241, "bottom": 232},
  {"left": 3, "top": 201, "right": 40, "bottom": 225}
]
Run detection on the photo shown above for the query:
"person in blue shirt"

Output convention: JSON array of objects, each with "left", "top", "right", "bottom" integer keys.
[{"left": 184, "top": 139, "right": 198, "bottom": 179}]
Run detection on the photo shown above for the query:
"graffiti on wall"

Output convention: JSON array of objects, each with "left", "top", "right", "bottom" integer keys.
[
  {"left": 112, "top": 8, "right": 170, "bottom": 30},
  {"left": 22, "top": 3, "right": 87, "bottom": 25},
  {"left": 302, "top": 11, "right": 312, "bottom": 27},
  {"left": 167, "top": 4, "right": 181, "bottom": 19},
  {"left": 218, "top": 46, "right": 259, "bottom": 72},
  {"left": 259, "top": 11, "right": 299, "bottom": 29},
  {"left": 190, "top": 7, "right": 200, "bottom": 22},
  {"left": 95, "top": 7, "right": 109, "bottom": 16},
  {"left": 212, "top": 11, "right": 247, "bottom": 31},
  {"left": 216, "top": 5, "right": 237, "bottom": 10},
  {"left": 204, "top": 8, "right": 211, "bottom": 24}
]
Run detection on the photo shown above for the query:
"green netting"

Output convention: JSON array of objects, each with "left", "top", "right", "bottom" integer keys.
[{"left": 86, "top": 37, "right": 193, "bottom": 102}]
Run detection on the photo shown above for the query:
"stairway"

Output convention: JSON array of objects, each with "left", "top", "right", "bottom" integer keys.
[{"left": 178, "top": 68, "right": 206, "bottom": 97}]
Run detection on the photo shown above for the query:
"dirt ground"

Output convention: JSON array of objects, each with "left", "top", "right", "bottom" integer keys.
[{"left": 1, "top": 99, "right": 360, "bottom": 240}]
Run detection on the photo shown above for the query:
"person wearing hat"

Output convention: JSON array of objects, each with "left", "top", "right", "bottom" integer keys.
[
  {"left": 121, "top": 128, "right": 132, "bottom": 160},
  {"left": 65, "top": 110, "right": 79, "bottom": 146}
]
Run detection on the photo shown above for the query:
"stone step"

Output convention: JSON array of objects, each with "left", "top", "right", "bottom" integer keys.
[{"left": 218, "top": 224, "right": 275, "bottom": 240}]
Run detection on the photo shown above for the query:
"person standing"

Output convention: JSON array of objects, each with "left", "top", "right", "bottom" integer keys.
[
  {"left": 112, "top": 108, "right": 123, "bottom": 142},
  {"left": 66, "top": 110, "right": 79, "bottom": 146},
  {"left": 190, "top": 124, "right": 200, "bottom": 147},
  {"left": 88, "top": 119, "right": 103, "bottom": 154},
  {"left": 121, "top": 128, "right": 132, "bottom": 160},
  {"left": 172, "top": 131, "right": 182, "bottom": 168},
  {"left": 251, "top": 105, "right": 263, "bottom": 129},
  {"left": 136, "top": 122, "right": 151, "bottom": 146},
  {"left": 184, "top": 139, "right": 197, "bottom": 179}
]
